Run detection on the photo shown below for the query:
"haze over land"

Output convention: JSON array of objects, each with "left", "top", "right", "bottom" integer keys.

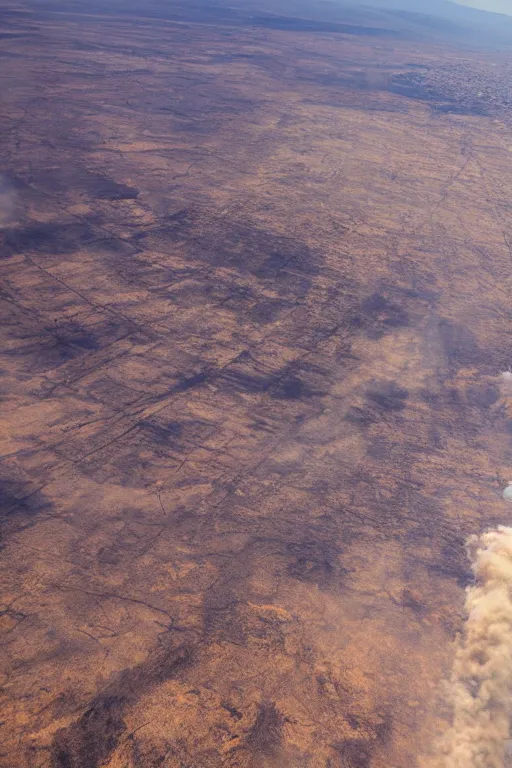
[
  {"left": 368, "top": 0, "right": 512, "bottom": 16},
  {"left": 455, "top": 0, "right": 512, "bottom": 15},
  {"left": 1, "top": 0, "right": 512, "bottom": 766}
]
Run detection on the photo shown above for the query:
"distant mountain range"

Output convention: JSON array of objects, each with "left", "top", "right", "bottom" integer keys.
[
  {"left": 360, "top": 0, "right": 510, "bottom": 21},
  {"left": 22, "top": 0, "right": 512, "bottom": 47},
  {"left": 231, "top": 0, "right": 512, "bottom": 47},
  {"left": 349, "top": 0, "right": 512, "bottom": 41}
]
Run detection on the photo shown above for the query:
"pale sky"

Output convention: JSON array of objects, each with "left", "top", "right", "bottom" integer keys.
[{"left": 455, "top": 0, "right": 512, "bottom": 14}]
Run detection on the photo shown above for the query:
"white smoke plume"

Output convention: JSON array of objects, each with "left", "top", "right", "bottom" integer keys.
[{"left": 434, "top": 526, "right": 512, "bottom": 768}]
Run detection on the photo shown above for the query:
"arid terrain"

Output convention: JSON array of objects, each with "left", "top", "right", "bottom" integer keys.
[{"left": 2, "top": 1, "right": 512, "bottom": 766}]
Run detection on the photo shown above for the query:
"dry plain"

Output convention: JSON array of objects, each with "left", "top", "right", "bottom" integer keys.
[{"left": 1, "top": 1, "right": 512, "bottom": 766}]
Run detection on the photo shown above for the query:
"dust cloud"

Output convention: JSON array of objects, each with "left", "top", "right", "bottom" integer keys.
[{"left": 433, "top": 526, "right": 512, "bottom": 768}]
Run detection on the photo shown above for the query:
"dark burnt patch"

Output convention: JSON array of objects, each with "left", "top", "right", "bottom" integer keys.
[
  {"left": 29, "top": 166, "right": 138, "bottom": 201},
  {"left": 438, "top": 319, "right": 488, "bottom": 369},
  {"left": 270, "top": 375, "right": 305, "bottom": 400},
  {"left": 96, "top": 542, "right": 124, "bottom": 567},
  {"left": 375, "top": 712, "right": 393, "bottom": 744},
  {"left": 87, "top": 176, "right": 138, "bottom": 201},
  {"left": 388, "top": 73, "right": 438, "bottom": 102},
  {"left": 504, "top": 419, "right": 512, "bottom": 435},
  {"left": 352, "top": 293, "right": 409, "bottom": 339},
  {"left": 31, "top": 336, "right": 95, "bottom": 371},
  {"left": 425, "top": 559, "right": 471, "bottom": 588},
  {"left": 389, "top": 72, "right": 490, "bottom": 116},
  {"left": 366, "top": 381, "right": 409, "bottom": 412},
  {"left": 249, "top": 298, "right": 295, "bottom": 325},
  {"left": 220, "top": 368, "right": 271, "bottom": 394},
  {"left": 409, "top": 527, "right": 472, "bottom": 589},
  {"left": 400, "top": 588, "right": 427, "bottom": 616},
  {"left": 173, "top": 370, "right": 210, "bottom": 393},
  {"left": 95, "top": 241, "right": 143, "bottom": 277},
  {"left": 203, "top": 584, "right": 247, "bottom": 646},
  {"left": 0, "top": 475, "right": 48, "bottom": 522},
  {"left": 3, "top": 318, "right": 121, "bottom": 374},
  {"left": 345, "top": 406, "right": 376, "bottom": 427},
  {"left": 430, "top": 534, "right": 472, "bottom": 588},
  {"left": 51, "top": 644, "right": 193, "bottom": 768},
  {"left": 286, "top": 540, "right": 345, "bottom": 589},
  {"left": 142, "top": 217, "right": 320, "bottom": 301},
  {"left": 157, "top": 273, "right": 231, "bottom": 303},
  {"left": 218, "top": 358, "right": 323, "bottom": 401},
  {"left": 5, "top": 222, "right": 99, "bottom": 255},
  {"left": 435, "top": 103, "right": 489, "bottom": 116},
  {"left": 96, "top": 512, "right": 169, "bottom": 565},
  {"left": 216, "top": 352, "right": 272, "bottom": 396},
  {"left": 80, "top": 424, "right": 188, "bottom": 487},
  {"left": 222, "top": 702, "right": 243, "bottom": 721},
  {"left": 155, "top": 208, "right": 196, "bottom": 239},
  {"left": 51, "top": 322, "right": 101, "bottom": 351},
  {"left": 139, "top": 419, "right": 183, "bottom": 441},
  {"left": 332, "top": 707, "right": 392, "bottom": 765},
  {"left": 0, "top": 31, "right": 40, "bottom": 39},
  {"left": 465, "top": 383, "right": 499, "bottom": 409},
  {"left": 332, "top": 738, "right": 372, "bottom": 768},
  {"left": 245, "top": 701, "right": 284, "bottom": 757},
  {"left": 406, "top": 491, "right": 446, "bottom": 532},
  {"left": 272, "top": 360, "right": 328, "bottom": 400},
  {"left": 137, "top": 417, "right": 212, "bottom": 456},
  {"left": 51, "top": 695, "right": 127, "bottom": 768},
  {"left": 253, "top": 243, "right": 316, "bottom": 278},
  {"left": 366, "top": 437, "right": 393, "bottom": 460}
]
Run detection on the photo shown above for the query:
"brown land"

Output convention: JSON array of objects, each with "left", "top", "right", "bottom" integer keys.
[{"left": 1, "top": 1, "right": 512, "bottom": 766}]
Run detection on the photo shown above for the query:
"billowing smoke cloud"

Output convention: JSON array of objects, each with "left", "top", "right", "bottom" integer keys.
[
  {"left": 434, "top": 526, "right": 512, "bottom": 768},
  {"left": 0, "top": 174, "right": 19, "bottom": 229}
]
